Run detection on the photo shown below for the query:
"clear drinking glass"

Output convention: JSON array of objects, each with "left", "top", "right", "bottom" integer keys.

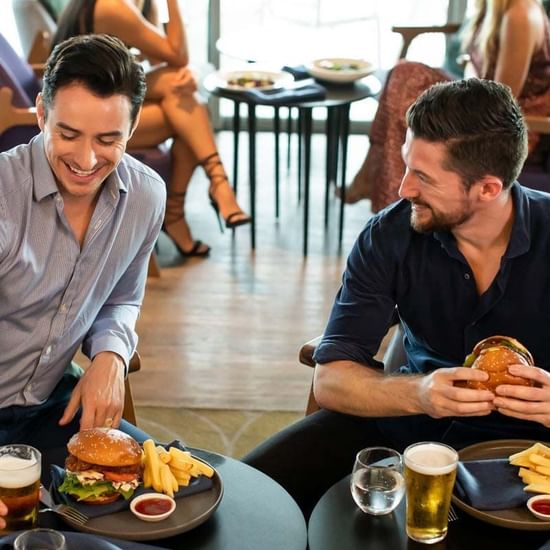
[
  {"left": 0, "top": 445, "right": 41, "bottom": 532},
  {"left": 350, "top": 447, "right": 405, "bottom": 515},
  {"left": 14, "top": 528, "right": 66, "bottom": 550},
  {"left": 404, "top": 441, "right": 458, "bottom": 544}
]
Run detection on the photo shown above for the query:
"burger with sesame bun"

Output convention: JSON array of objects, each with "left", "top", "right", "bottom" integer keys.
[
  {"left": 58, "top": 428, "right": 142, "bottom": 504},
  {"left": 459, "top": 335, "right": 535, "bottom": 392}
]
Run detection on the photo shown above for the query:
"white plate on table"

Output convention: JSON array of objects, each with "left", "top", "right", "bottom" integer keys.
[
  {"left": 207, "top": 69, "right": 294, "bottom": 92},
  {"left": 306, "top": 57, "right": 374, "bottom": 84}
]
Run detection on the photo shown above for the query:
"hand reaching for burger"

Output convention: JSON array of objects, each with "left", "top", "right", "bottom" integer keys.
[{"left": 59, "top": 351, "right": 126, "bottom": 430}]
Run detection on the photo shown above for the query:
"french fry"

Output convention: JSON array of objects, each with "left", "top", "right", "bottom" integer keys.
[
  {"left": 160, "top": 463, "right": 175, "bottom": 497},
  {"left": 530, "top": 454, "right": 550, "bottom": 468},
  {"left": 156, "top": 445, "right": 172, "bottom": 464},
  {"left": 510, "top": 443, "right": 550, "bottom": 464},
  {"left": 168, "top": 458, "right": 193, "bottom": 473},
  {"left": 519, "top": 467, "right": 550, "bottom": 485},
  {"left": 173, "top": 471, "right": 191, "bottom": 486},
  {"left": 533, "top": 464, "right": 550, "bottom": 477},
  {"left": 143, "top": 439, "right": 163, "bottom": 493},
  {"left": 525, "top": 482, "right": 550, "bottom": 495},
  {"left": 143, "top": 466, "right": 152, "bottom": 488}
]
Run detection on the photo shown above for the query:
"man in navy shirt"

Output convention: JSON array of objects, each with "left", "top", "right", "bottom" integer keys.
[{"left": 244, "top": 79, "right": 550, "bottom": 517}]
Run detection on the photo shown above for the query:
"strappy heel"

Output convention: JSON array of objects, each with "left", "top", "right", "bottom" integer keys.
[
  {"left": 201, "top": 152, "right": 251, "bottom": 233},
  {"left": 163, "top": 191, "right": 210, "bottom": 257}
]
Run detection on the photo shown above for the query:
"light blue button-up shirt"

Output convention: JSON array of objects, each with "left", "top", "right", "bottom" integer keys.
[{"left": 0, "top": 134, "right": 166, "bottom": 407}]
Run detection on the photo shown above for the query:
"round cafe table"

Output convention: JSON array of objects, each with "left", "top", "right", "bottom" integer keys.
[
  {"left": 308, "top": 474, "right": 549, "bottom": 550},
  {"left": 39, "top": 448, "right": 307, "bottom": 550}
]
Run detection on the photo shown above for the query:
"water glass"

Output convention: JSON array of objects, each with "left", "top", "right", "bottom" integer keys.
[
  {"left": 404, "top": 441, "right": 458, "bottom": 544},
  {"left": 14, "top": 528, "right": 66, "bottom": 550},
  {"left": 350, "top": 447, "right": 405, "bottom": 515}
]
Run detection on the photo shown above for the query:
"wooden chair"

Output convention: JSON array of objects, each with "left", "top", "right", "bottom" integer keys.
[
  {"left": 124, "top": 352, "right": 142, "bottom": 425},
  {"left": 298, "top": 325, "right": 406, "bottom": 416}
]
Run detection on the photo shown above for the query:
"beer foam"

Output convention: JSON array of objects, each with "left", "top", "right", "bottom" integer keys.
[
  {"left": 0, "top": 456, "right": 40, "bottom": 488},
  {"left": 404, "top": 443, "right": 457, "bottom": 475}
]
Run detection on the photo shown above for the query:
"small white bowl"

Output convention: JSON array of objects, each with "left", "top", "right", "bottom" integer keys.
[
  {"left": 527, "top": 494, "right": 550, "bottom": 520},
  {"left": 306, "top": 58, "right": 374, "bottom": 84},
  {"left": 130, "top": 493, "right": 176, "bottom": 522}
]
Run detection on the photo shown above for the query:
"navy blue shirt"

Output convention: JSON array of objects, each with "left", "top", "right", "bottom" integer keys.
[{"left": 315, "top": 182, "right": 550, "bottom": 374}]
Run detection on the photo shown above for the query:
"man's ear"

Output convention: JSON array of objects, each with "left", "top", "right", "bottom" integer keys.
[
  {"left": 476, "top": 175, "right": 504, "bottom": 202},
  {"left": 35, "top": 93, "right": 46, "bottom": 131}
]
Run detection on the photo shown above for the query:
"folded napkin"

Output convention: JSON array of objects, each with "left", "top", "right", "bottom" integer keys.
[
  {"left": 281, "top": 64, "right": 311, "bottom": 81},
  {"left": 454, "top": 458, "right": 528, "bottom": 510},
  {"left": 223, "top": 82, "right": 327, "bottom": 106},
  {"left": 50, "top": 440, "right": 213, "bottom": 519},
  {"left": 0, "top": 531, "right": 163, "bottom": 550}
]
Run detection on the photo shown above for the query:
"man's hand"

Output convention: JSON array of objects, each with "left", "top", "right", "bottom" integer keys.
[
  {"left": 494, "top": 364, "right": 550, "bottom": 427},
  {"left": 0, "top": 498, "right": 6, "bottom": 529},
  {"left": 418, "top": 366, "right": 495, "bottom": 418},
  {"left": 59, "top": 352, "right": 126, "bottom": 430}
]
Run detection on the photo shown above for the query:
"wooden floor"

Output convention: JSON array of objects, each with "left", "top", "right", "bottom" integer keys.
[{"left": 131, "top": 129, "right": 374, "bottom": 412}]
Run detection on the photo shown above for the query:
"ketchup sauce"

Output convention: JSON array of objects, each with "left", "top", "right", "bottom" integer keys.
[
  {"left": 532, "top": 500, "right": 550, "bottom": 516},
  {"left": 135, "top": 497, "right": 173, "bottom": 516}
]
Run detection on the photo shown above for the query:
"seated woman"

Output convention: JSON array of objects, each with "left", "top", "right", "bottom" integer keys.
[
  {"left": 338, "top": 0, "right": 550, "bottom": 212},
  {"left": 53, "top": 0, "right": 251, "bottom": 257}
]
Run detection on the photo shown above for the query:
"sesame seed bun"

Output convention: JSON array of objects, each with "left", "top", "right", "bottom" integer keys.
[{"left": 67, "top": 428, "right": 142, "bottom": 467}]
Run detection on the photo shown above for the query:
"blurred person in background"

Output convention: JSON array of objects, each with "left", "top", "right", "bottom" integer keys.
[
  {"left": 54, "top": 0, "right": 251, "bottom": 258},
  {"left": 338, "top": 0, "right": 550, "bottom": 211}
]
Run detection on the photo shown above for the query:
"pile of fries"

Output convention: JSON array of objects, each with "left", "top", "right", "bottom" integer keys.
[
  {"left": 509, "top": 442, "right": 550, "bottom": 494},
  {"left": 142, "top": 439, "right": 214, "bottom": 497}
]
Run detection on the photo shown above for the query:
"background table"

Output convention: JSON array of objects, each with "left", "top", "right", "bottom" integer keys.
[
  {"left": 40, "top": 448, "right": 307, "bottom": 550},
  {"left": 203, "top": 74, "right": 381, "bottom": 255},
  {"left": 308, "top": 474, "right": 549, "bottom": 550}
]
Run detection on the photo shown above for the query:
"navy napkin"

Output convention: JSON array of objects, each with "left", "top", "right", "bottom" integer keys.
[
  {"left": 50, "top": 440, "right": 213, "bottom": 519},
  {"left": 454, "top": 458, "right": 528, "bottom": 510},
  {"left": 281, "top": 65, "right": 311, "bottom": 81},
  {"left": 223, "top": 82, "right": 327, "bottom": 106},
  {"left": 0, "top": 531, "right": 163, "bottom": 550}
]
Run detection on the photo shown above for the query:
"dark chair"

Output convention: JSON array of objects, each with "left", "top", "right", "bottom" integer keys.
[{"left": 0, "top": 31, "right": 165, "bottom": 275}]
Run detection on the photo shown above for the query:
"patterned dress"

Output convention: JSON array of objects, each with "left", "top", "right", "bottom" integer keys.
[{"left": 352, "top": 15, "right": 550, "bottom": 213}]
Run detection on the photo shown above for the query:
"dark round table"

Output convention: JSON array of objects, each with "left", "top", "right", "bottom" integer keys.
[
  {"left": 36, "top": 448, "right": 307, "bottom": 550},
  {"left": 308, "top": 474, "right": 549, "bottom": 550},
  {"left": 203, "top": 72, "right": 381, "bottom": 255}
]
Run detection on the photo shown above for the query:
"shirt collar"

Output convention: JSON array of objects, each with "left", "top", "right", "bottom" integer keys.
[
  {"left": 31, "top": 133, "right": 128, "bottom": 203},
  {"left": 432, "top": 181, "right": 530, "bottom": 260}
]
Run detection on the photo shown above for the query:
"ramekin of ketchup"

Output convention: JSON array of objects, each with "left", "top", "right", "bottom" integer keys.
[
  {"left": 130, "top": 493, "right": 176, "bottom": 522},
  {"left": 527, "top": 495, "right": 550, "bottom": 520}
]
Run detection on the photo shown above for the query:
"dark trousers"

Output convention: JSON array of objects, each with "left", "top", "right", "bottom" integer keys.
[
  {"left": 0, "top": 366, "right": 150, "bottom": 488},
  {"left": 242, "top": 408, "right": 550, "bottom": 520}
]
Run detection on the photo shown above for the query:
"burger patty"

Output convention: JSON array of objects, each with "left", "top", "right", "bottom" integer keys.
[{"left": 65, "top": 454, "right": 142, "bottom": 475}]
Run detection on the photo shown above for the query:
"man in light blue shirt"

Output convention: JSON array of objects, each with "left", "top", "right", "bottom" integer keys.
[{"left": 0, "top": 35, "right": 165, "bottom": 469}]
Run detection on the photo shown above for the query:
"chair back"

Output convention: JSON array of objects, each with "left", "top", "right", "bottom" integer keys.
[{"left": 11, "top": 0, "right": 57, "bottom": 62}]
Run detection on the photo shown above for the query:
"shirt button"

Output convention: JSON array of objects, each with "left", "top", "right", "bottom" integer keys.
[{"left": 464, "top": 273, "right": 470, "bottom": 280}]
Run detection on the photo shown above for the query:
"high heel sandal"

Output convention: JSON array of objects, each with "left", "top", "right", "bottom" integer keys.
[
  {"left": 201, "top": 152, "right": 251, "bottom": 233},
  {"left": 162, "top": 191, "right": 210, "bottom": 257}
]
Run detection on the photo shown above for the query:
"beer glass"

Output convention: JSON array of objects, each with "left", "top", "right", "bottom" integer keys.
[
  {"left": 350, "top": 447, "right": 405, "bottom": 515},
  {"left": 0, "top": 445, "right": 41, "bottom": 532},
  {"left": 404, "top": 442, "right": 458, "bottom": 544}
]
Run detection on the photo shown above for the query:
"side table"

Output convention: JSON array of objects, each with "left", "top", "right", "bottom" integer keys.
[{"left": 203, "top": 74, "right": 381, "bottom": 255}]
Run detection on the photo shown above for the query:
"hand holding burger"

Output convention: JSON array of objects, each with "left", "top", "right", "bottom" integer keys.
[
  {"left": 460, "top": 335, "right": 535, "bottom": 393},
  {"left": 59, "top": 428, "right": 142, "bottom": 504}
]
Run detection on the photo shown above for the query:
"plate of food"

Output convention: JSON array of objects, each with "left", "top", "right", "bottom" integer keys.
[
  {"left": 207, "top": 68, "right": 294, "bottom": 92},
  {"left": 452, "top": 439, "right": 550, "bottom": 530},
  {"left": 50, "top": 428, "right": 223, "bottom": 541},
  {"left": 306, "top": 57, "right": 374, "bottom": 84}
]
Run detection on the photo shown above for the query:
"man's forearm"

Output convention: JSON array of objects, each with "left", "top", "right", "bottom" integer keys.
[{"left": 313, "top": 361, "right": 425, "bottom": 417}]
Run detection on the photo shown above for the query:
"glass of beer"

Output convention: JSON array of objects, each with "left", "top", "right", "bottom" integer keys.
[
  {"left": 0, "top": 445, "right": 41, "bottom": 532},
  {"left": 403, "top": 442, "right": 458, "bottom": 544}
]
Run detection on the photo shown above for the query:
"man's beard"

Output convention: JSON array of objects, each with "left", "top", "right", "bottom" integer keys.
[{"left": 409, "top": 199, "right": 473, "bottom": 233}]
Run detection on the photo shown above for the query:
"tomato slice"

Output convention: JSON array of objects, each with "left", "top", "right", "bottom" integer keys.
[{"left": 104, "top": 471, "right": 136, "bottom": 483}]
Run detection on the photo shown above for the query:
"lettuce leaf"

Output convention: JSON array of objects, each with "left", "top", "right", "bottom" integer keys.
[{"left": 58, "top": 473, "right": 134, "bottom": 501}]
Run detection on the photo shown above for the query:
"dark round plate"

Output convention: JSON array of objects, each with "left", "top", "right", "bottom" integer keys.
[
  {"left": 57, "top": 461, "right": 223, "bottom": 541},
  {"left": 453, "top": 439, "right": 550, "bottom": 530}
]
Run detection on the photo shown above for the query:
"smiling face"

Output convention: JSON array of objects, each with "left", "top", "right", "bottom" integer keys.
[
  {"left": 36, "top": 83, "right": 137, "bottom": 204},
  {"left": 398, "top": 130, "right": 478, "bottom": 233}
]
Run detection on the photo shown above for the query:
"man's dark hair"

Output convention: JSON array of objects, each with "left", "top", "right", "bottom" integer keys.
[
  {"left": 42, "top": 34, "right": 146, "bottom": 126},
  {"left": 406, "top": 79, "right": 528, "bottom": 189}
]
